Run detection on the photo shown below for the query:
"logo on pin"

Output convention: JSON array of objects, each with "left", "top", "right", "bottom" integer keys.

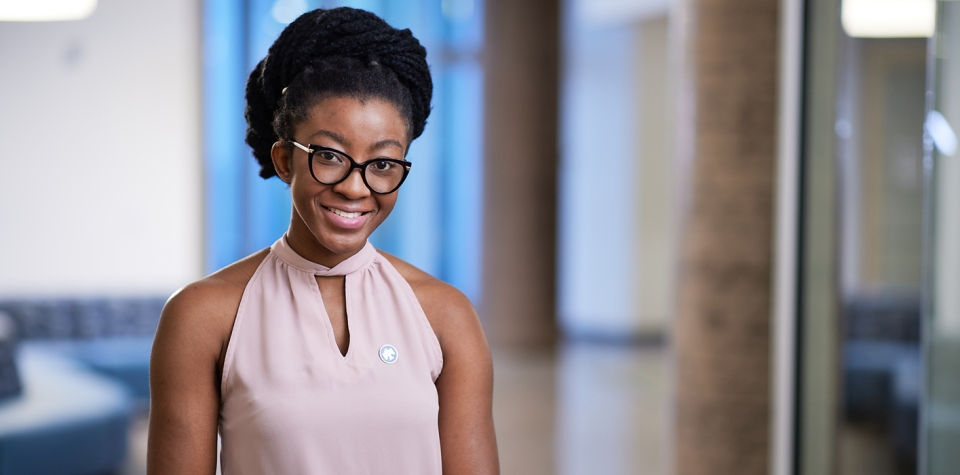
[{"left": 379, "top": 344, "right": 398, "bottom": 364}]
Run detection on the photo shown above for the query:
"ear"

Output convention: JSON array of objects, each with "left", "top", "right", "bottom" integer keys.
[{"left": 271, "top": 141, "right": 293, "bottom": 184}]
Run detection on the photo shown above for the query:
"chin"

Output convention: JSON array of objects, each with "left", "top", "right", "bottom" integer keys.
[{"left": 314, "top": 230, "right": 371, "bottom": 256}]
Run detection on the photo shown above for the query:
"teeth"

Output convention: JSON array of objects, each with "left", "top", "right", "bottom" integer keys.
[{"left": 330, "top": 208, "right": 362, "bottom": 219}]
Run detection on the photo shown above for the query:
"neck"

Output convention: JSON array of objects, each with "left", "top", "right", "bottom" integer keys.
[{"left": 285, "top": 217, "right": 365, "bottom": 268}]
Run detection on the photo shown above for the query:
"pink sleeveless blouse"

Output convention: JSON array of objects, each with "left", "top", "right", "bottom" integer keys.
[{"left": 218, "top": 236, "right": 443, "bottom": 474}]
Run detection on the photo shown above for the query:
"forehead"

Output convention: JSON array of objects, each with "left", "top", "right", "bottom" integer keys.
[{"left": 297, "top": 96, "right": 408, "bottom": 151}]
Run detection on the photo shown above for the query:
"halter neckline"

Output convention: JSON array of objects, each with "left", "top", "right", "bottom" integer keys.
[{"left": 271, "top": 235, "right": 377, "bottom": 276}]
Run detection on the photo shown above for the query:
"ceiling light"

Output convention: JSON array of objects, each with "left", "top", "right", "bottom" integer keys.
[
  {"left": 0, "top": 0, "right": 97, "bottom": 22},
  {"left": 842, "top": 0, "right": 936, "bottom": 38}
]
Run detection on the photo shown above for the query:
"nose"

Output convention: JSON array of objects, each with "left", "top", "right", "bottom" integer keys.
[{"left": 332, "top": 168, "right": 371, "bottom": 199}]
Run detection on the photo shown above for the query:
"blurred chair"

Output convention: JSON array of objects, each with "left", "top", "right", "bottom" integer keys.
[
  {"left": 0, "top": 346, "right": 130, "bottom": 475},
  {"left": 0, "top": 297, "right": 163, "bottom": 474},
  {"left": 0, "top": 313, "right": 22, "bottom": 401},
  {"left": 0, "top": 297, "right": 161, "bottom": 407},
  {"left": 843, "top": 294, "right": 920, "bottom": 469}
]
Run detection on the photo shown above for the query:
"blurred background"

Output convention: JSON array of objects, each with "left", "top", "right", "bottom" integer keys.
[{"left": 0, "top": 0, "right": 958, "bottom": 474}]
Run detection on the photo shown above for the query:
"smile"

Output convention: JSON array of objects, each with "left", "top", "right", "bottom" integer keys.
[{"left": 326, "top": 207, "right": 364, "bottom": 219}]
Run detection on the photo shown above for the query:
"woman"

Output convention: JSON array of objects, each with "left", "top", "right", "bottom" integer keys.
[{"left": 147, "top": 7, "right": 498, "bottom": 474}]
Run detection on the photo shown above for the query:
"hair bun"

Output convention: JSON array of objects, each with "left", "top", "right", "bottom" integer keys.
[{"left": 244, "top": 7, "right": 433, "bottom": 178}]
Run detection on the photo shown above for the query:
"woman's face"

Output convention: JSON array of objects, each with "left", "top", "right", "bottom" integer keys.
[{"left": 272, "top": 96, "right": 408, "bottom": 266}]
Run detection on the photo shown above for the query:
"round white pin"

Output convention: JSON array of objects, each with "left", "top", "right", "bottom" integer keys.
[{"left": 379, "top": 344, "right": 398, "bottom": 364}]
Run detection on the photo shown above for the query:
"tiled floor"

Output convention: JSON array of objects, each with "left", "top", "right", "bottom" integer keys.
[
  {"left": 123, "top": 341, "right": 674, "bottom": 475},
  {"left": 122, "top": 416, "right": 148, "bottom": 475},
  {"left": 493, "top": 342, "right": 673, "bottom": 475},
  {"left": 838, "top": 420, "right": 915, "bottom": 475}
]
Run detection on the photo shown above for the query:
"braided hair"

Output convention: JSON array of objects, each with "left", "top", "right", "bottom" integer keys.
[{"left": 244, "top": 7, "right": 433, "bottom": 179}]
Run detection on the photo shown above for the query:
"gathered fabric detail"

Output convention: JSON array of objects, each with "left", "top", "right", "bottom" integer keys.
[{"left": 270, "top": 235, "right": 378, "bottom": 277}]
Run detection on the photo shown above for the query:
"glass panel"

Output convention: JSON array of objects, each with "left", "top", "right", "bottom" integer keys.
[
  {"left": 835, "top": 35, "right": 926, "bottom": 475},
  {"left": 798, "top": 2, "right": 842, "bottom": 473},
  {"left": 923, "top": 1, "right": 960, "bottom": 472},
  {"left": 800, "top": 1, "right": 928, "bottom": 474}
]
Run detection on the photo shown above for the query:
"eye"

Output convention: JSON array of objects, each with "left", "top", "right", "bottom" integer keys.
[
  {"left": 372, "top": 160, "right": 394, "bottom": 171},
  {"left": 316, "top": 151, "right": 344, "bottom": 164}
]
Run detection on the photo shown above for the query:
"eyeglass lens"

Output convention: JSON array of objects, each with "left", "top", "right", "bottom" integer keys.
[{"left": 312, "top": 149, "right": 405, "bottom": 193}]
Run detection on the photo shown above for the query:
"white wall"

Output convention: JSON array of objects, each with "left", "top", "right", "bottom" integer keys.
[
  {"left": 0, "top": 0, "right": 203, "bottom": 297},
  {"left": 635, "top": 16, "right": 673, "bottom": 335},
  {"left": 558, "top": 0, "right": 675, "bottom": 339},
  {"left": 558, "top": 12, "right": 641, "bottom": 339}
]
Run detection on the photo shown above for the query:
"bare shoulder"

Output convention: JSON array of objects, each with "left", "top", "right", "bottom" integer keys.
[
  {"left": 378, "top": 251, "right": 479, "bottom": 345},
  {"left": 164, "top": 249, "right": 269, "bottom": 326},
  {"left": 148, "top": 251, "right": 270, "bottom": 474},
  {"left": 156, "top": 249, "right": 271, "bottom": 364}
]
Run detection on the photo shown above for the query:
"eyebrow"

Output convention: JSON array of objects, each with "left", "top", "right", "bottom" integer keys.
[
  {"left": 307, "top": 130, "right": 406, "bottom": 154},
  {"left": 308, "top": 130, "right": 350, "bottom": 145},
  {"left": 372, "top": 139, "right": 405, "bottom": 153}
]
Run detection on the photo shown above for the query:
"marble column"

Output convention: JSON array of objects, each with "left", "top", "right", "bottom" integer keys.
[
  {"left": 672, "top": 0, "right": 780, "bottom": 473},
  {"left": 481, "top": 0, "right": 560, "bottom": 346}
]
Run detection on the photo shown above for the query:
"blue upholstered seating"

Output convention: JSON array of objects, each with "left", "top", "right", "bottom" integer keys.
[
  {"left": 0, "top": 345, "right": 131, "bottom": 475},
  {"left": 35, "top": 337, "right": 154, "bottom": 407},
  {"left": 843, "top": 295, "right": 921, "bottom": 469},
  {"left": 0, "top": 297, "right": 163, "bottom": 474}
]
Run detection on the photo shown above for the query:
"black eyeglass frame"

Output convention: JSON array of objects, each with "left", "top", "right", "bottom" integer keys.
[{"left": 290, "top": 141, "right": 412, "bottom": 195}]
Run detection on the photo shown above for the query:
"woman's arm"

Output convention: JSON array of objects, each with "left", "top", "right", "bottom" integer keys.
[
  {"left": 147, "top": 281, "right": 236, "bottom": 475},
  {"left": 419, "top": 282, "right": 500, "bottom": 474}
]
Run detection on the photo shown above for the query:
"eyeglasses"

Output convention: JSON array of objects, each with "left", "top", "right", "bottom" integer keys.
[{"left": 290, "top": 141, "right": 412, "bottom": 194}]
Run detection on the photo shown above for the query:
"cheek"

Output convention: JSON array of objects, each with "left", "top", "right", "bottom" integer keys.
[
  {"left": 375, "top": 194, "right": 399, "bottom": 218},
  {"left": 288, "top": 178, "right": 324, "bottom": 214}
]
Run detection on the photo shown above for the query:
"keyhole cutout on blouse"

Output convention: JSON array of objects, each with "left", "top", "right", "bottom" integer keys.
[{"left": 316, "top": 275, "right": 350, "bottom": 356}]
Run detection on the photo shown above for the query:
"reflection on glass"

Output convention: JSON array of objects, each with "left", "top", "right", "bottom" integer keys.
[
  {"left": 836, "top": 32, "right": 926, "bottom": 475},
  {"left": 924, "top": 1, "right": 960, "bottom": 472}
]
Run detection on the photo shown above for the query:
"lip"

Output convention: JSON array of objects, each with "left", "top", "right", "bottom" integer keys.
[{"left": 322, "top": 205, "right": 371, "bottom": 230}]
